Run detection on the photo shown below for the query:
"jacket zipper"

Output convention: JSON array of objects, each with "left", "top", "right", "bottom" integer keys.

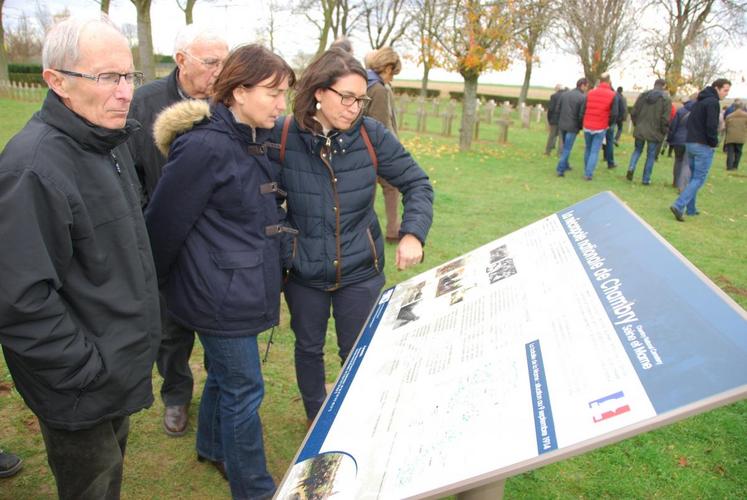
[
  {"left": 319, "top": 136, "right": 342, "bottom": 289},
  {"left": 366, "top": 228, "right": 380, "bottom": 272}
]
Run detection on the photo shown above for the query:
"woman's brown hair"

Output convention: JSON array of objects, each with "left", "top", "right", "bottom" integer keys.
[
  {"left": 212, "top": 44, "right": 295, "bottom": 107},
  {"left": 293, "top": 47, "right": 367, "bottom": 132}
]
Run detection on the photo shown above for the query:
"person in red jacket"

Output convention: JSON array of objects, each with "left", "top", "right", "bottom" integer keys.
[{"left": 581, "top": 73, "right": 618, "bottom": 180}]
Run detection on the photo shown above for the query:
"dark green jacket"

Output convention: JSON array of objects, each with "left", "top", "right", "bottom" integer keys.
[{"left": 631, "top": 89, "right": 672, "bottom": 142}]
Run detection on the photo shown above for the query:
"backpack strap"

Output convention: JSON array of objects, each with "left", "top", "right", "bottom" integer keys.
[
  {"left": 359, "top": 122, "right": 378, "bottom": 174},
  {"left": 279, "top": 114, "right": 293, "bottom": 164}
]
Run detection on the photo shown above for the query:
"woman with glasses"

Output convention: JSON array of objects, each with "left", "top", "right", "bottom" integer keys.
[
  {"left": 144, "top": 44, "right": 295, "bottom": 499},
  {"left": 269, "top": 47, "right": 434, "bottom": 425}
]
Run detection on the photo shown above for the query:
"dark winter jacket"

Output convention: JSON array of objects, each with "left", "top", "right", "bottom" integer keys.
[
  {"left": 127, "top": 68, "right": 183, "bottom": 205},
  {"left": 616, "top": 92, "right": 628, "bottom": 125},
  {"left": 145, "top": 101, "right": 286, "bottom": 337},
  {"left": 269, "top": 116, "right": 433, "bottom": 291},
  {"left": 631, "top": 88, "right": 672, "bottom": 142},
  {"left": 667, "top": 100, "right": 695, "bottom": 146},
  {"left": 686, "top": 86, "right": 722, "bottom": 147},
  {"left": 547, "top": 89, "right": 565, "bottom": 126},
  {"left": 365, "top": 69, "right": 398, "bottom": 135},
  {"left": 557, "top": 88, "right": 586, "bottom": 134},
  {"left": 0, "top": 91, "right": 161, "bottom": 431}
]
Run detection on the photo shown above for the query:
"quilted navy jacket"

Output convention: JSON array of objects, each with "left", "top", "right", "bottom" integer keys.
[{"left": 269, "top": 116, "right": 434, "bottom": 291}]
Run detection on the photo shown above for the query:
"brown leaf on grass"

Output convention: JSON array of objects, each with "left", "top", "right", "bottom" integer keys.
[
  {"left": 0, "top": 381, "right": 13, "bottom": 394},
  {"left": 678, "top": 456, "right": 688, "bottom": 467},
  {"left": 713, "top": 275, "right": 747, "bottom": 298},
  {"left": 24, "top": 414, "right": 40, "bottom": 433},
  {"left": 714, "top": 465, "right": 726, "bottom": 476}
]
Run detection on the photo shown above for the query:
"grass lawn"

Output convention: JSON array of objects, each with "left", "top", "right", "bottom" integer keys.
[{"left": 1, "top": 97, "right": 745, "bottom": 499}]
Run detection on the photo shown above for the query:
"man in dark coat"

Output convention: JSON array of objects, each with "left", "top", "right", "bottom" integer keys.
[
  {"left": 626, "top": 79, "right": 672, "bottom": 184},
  {"left": 614, "top": 86, "right": 628, "bottom": 145},
  {"left": 127, "top": 26, "right": 228, "bottom": 436},
  {"left": 544, "top": 84, "right": 565, "bottom": 155},
  {"left": 671, "top": 78, "right": 731, "bottom": 221},
  {"left": 555, "top": 78, "right": 588, "bottom": 176},
  {"left": 0, "top": 17, "right": 160, "bottom": 499}
]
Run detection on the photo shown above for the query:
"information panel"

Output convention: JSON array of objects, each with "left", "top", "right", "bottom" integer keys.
[{"left": 275, "top": 192, "right": 747, "bottom": 499}]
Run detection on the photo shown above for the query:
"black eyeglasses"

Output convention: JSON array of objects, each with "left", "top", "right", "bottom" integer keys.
[
  {"left": 327, "top": 87, "right": 372, "bottom": 108},
  {"left": 55, "top": 69, "right": 144, "bottom": 88}
]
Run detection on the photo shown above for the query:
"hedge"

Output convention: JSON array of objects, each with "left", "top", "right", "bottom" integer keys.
[
  {"left": 9, "top": 73, "right": 46, "bottom": 86},
  {"left": 393, "top": 87, "right": 441, "bottom": 98},
  {"left": 8, "top": 63, "right": 42, "bottom": 74}
]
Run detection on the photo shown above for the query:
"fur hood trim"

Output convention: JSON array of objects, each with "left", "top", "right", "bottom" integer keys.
[{"left": 153, "top": 99, "right": 211, "bottom": 156}]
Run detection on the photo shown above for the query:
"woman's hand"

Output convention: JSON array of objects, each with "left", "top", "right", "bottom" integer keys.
[{"left": 395, "top": 234, "right": 424, "bottom": 270}]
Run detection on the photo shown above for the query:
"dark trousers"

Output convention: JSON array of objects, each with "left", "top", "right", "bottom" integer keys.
[
  {"left": 157, "top": 292, "right": 194, "bottom": 406},
  {"left": 726, "top": 143, "right": 743, "bottom": 170},
  {"left": 39, "top": 416, "right": 129, "bottom": 500},
  {"left": 544, "top": 123, "right": 563, "bottom": 155},
  {"left": 284, "top": 273, "right": 385, "bottom": 419}
]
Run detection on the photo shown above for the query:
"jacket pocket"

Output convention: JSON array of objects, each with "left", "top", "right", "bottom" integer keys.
[
  {"left": 366, "top": 228, "right": 380, "bottom": 272},
  {"left": 211, "top": 251, "right": 267, "bottom": 322}
]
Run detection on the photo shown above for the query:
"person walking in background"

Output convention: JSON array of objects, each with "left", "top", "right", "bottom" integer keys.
[
  {"left": 626, "top": 79, "right": 672, "bottom": 185},
  {"left": 668, "top": 94, "right": 697, "bottom": 192},
  {"left": 0, "top": 16, "right": 161, "bottom": 499},
  {"left": 614, "top": 86, "right": 628, "bottom": 146},
  {"left": 145, "top": 45, "right": 296, "bottom": 498},
  {"left": 365, "top": 47, "right": 404, "bottom": 243},
  {"left": 671, "top": 78, "right": 731, "bottom": 221},
  {"left": 555, "top": 78, "right": 588, "bottom": 177},
  {"left": 581, "top": 73, "right": 618, "bottom": 180},
  {"left": 724, "top": 101, "right": 747, "bottom": 170},
  {"left": 270, "top": 48, "right": 433, "bottom": 425},
  {"left": 545, "top": 84, "right": 565, "bottom": 156},
  {"left": 127, "top": 24, "right": 229, "bottom": 439}
]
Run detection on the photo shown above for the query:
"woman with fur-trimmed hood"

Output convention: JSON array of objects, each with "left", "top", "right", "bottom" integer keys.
[{"left": 144, "top": 44, "right": 295, "bottom": 499}]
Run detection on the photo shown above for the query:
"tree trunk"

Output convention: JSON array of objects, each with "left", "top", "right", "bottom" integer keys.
[
  {"left": 518, "top": 58, "right": 533, "bottom": 108},
  {"left": 0, "top": 0, "right": 9, "bottom": 82},
  {"left": 420, "top": 65, "right": 430, "bottom": 98},
  {"left": 184, "top": 0, "right": 196, "bottom": 25},
  {"left": 100, "top": 0, "right": 111, "bottom": 14},
  {"left": 459, "top": 74, "right": 478, "bottom": 151},
  {"left": 666, "top": 45, "right": 686, "bottom": 96},
  {"left": 132, "top": 0, "right": 155, "bottom": 81}
]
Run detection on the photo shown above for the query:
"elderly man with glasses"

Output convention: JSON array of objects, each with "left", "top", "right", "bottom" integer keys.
[
  {"left": 127, "top": 25, "right": 228, "bottom": 439},
  {"left": 0, "top": 16, "right": 160, "bottom": 499}
]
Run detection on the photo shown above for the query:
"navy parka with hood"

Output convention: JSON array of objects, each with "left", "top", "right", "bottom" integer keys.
[
  {"left": 268, "top": 116, "right": 433, "bottom": 291},
  {"left": 145, "top": 100, "right": 285, "bottom": 337}
]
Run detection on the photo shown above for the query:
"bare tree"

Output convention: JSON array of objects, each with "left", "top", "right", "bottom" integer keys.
[
  {"left": 683, "top": 34, "right": 724, "bottom": 91},
  {"left": 405, "top": 0, "right": 447, "bottom": 97},
  {"left": 257, "top": 0, "right": 290, "bottom": 53},
  {"left": 434, "top": 0, "right": 515, "bottom": 151},
  {"left": 176, "top": 0, "right": 198, "bottom": 24},
  {"left": 647, "top": 0, "right": 747, "bottom": 96},
  {"left": 0, "top": 0, "right": 8, "bottom": 81},
  {"left": 362, "top": 0, "right": 409, "bottom": 49},
  {"left": 558, "top": 0, "right": 636, "bottom": 86},
  {"left": 515, "top": 0, "right": 555, "bottom": 107},
  {"left": 297, "top": 0, "right": 364, "bottom": 56},
  {"left": 4, "top": 13, "right": 43, "bottom": 63},
  {"left": 129, "top": 0, "right": 155, "bottom": 81},
  {"left": 91, "top": 0, "right": 112, "bottom": 13}
]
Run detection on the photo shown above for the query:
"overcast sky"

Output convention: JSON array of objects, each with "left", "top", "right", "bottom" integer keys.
[{"left": 4, "top": 0, "right": 746, "bottom": 98}]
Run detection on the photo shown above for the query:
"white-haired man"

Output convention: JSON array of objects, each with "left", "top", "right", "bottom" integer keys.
[
  {"left": 127, "top": 25, "right": 228, "bottom": 438},
  {"left": 0, "top": 16, "right": 160, "bottom": 499}
]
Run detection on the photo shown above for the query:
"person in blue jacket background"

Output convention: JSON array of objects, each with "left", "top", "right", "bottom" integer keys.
[
  {"left": 269, "top": 48, "right": 434, "bottom": 424},
  {"left": 145, "top": 44, "right": 296, "bottom": 499}
]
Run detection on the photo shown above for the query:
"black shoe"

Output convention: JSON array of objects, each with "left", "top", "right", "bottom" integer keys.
[
  {"left": 584, "top": 175, "right": 593, "bottom": 181},
  {"left": 164, "top": 404, "right": 189, "bottom": 437},
  {"left": 197, "top": 455, "right": 228, "bottom": 481},
  {"left": 0, "top": 450, "right": 22, "bottom": 478},
  {"left": 614, "top": 141, "right": 620, "bottom": 147},
  {"left": 626, "top": 170, "right": 634, "bottom": 181},
  {"left": 557, "top": 171, "right": 565, "bottom": 177},
  {"left": 670, "top": 206, "right": 684, "bottom": 222},
  {"left": 607, "top": 163, "right": 617, "bottom": 169}
]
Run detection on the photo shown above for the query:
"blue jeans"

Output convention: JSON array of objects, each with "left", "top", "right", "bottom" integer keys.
[
  {"left": 627, "top": 138, "right": 660, "bottom": 183},
  {"left": 583, "top": 130, "right": 606, "bottom": 178},
  {"left": 556, "top": 131, "right": 577, "bottom": 174},
  {"left": 284, "top": 273, "right": 385, "bottom": 420},
  {"left": 673, "top": 143, "right": 715, "bottom": 215},
  {"left": 196, "top": 334, "right": 275, "bottom": 500},
  {"left": 604, "top": 126, "right": 616, "bottom": 165}
]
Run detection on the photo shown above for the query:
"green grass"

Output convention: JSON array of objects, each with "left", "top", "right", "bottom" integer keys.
[{"left": 1, "top": 97, "right": 746, "bottom": 498}]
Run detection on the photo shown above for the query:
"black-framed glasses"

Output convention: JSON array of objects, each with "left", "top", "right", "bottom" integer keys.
[
  {"left": 327, "top": 87, "right": 372, "bottom": 109},
  {"left": 55, "top": 69, "right": 144, "bottom": 88},
  {"left": 183, "top": 51, "right": 224, "bottom": 69}
]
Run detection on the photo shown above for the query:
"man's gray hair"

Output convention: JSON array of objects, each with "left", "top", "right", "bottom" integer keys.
[
  {"left": 42, "top": 15, "right": 121, "bottom": 70},
  {"left": 173, "top": 25, "right": 227, "bottom": 58}
]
